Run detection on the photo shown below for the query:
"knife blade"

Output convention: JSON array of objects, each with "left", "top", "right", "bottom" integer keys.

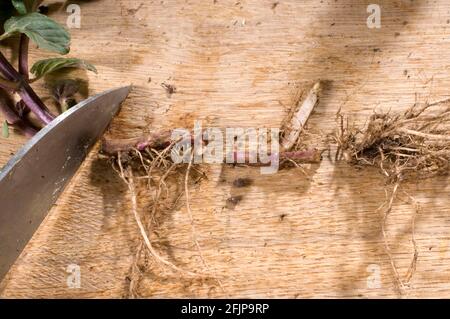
[{"left": 0, "top": 85, "right": 131, "bottom": 281}]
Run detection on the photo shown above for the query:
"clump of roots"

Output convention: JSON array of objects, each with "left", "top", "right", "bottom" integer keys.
[
  {"left": 334, "top": 100, "right": 449, "bottom": 183},
  {"left": 334, "top": 99, "right": 449, "bottom": 294}
]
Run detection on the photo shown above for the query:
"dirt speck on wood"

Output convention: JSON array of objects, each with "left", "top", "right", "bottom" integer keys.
[
  {"left": 161, "top": 82, "right": 177, "bottom": 97},
  {"left": 226, "top": 196, "right": 243, "bottom": 209},
  {"left": 233, "top": 178, "right": 253, "bottom": 188}
]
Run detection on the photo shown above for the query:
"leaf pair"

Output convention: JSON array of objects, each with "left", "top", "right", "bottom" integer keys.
[
  {"left": 0, "top": 2, "right": 97, "bottom": 80},
  {"left": 0, "top": 12, "right": 70, "bottom": 54}
]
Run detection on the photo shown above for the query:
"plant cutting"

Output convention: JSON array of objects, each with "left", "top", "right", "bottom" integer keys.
[
  {"left": 101, "top": 82, "right": 323, "bottom": 297},
  {"left": 0, "top": 0, "right": 97, "bottom": 138}
]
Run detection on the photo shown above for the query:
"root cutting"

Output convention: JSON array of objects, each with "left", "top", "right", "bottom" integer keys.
[
  {"left": 103, "top": 81, "right": 323, "bottom": 296},
  {"left": 334, "top": 98, "right": 449, "bottom": 294}
]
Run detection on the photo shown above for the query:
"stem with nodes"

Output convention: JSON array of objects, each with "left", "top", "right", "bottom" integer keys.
[
  {"left": 0, "top": 49, "right": 55, "bottom": 128},
  {"left": 0, "top": 90, "right": 37, "bottom": 137}
]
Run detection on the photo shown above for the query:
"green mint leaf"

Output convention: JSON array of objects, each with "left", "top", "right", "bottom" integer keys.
[
  {"left": 2, "top": 121, "right": 9, "bottom": 138},
  {"left": 12, "top": 0, "right": 28, "bottom": 15},
  {"left": 0, "top": 12, "right": 70, "bottom": 54},
  {"left": 31, "top": 58, "right": 97, "bottom": 79},
  {"left": 12, "top": 0, "right": 39, "bottom": 14}
]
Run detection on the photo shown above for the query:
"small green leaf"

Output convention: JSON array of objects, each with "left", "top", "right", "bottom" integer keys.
[
  {"left": 12, "top": 0, "right": 28, "bottom": 15},
  {"left": 31, "top": 58, "right": 97, "bottom": 79},
  {"left": 2, "top": 121, "right": 9, "bottom": 138},
  {"left": 12, "top": 0, "right": 38, "bottom": 14},
  {"left": 0, "top": 12, "right": 70, "bottom": 54}
]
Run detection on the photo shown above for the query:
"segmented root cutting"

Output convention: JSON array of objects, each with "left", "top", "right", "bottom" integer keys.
[{"left": 103, "top": 81, "right": 324, "bottom": 297}]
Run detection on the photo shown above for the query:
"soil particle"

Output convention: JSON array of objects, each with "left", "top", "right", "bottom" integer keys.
[
  {"left": 161, "top": 83, "right": 177, "bottom": 97},
  {"left": 226, "top": 195, "right": 243, "bottom": 210},
  {"left": 232, "top": 178, "right": 253, "bottom": 188}
]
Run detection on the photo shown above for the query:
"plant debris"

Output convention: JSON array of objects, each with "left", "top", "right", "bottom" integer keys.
[
  {"left": 52, "top": 79, "right": 80, "bottom": 112},
  {"left": 280, "top": 82, "right": 321, "bottom": 151}
]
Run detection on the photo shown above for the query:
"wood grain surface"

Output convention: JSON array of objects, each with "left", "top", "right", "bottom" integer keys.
[{"left": 0, "top": 0, "right": 449, "bottom": 298}]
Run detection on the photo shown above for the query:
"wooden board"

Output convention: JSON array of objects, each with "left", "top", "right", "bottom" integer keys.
[{"left": 0, "top": 0, "right": 449, "bottom": 298}]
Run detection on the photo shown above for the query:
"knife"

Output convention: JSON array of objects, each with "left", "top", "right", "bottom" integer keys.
[{"left": 0, "top": 85, "right": 131, "bottom": 282}]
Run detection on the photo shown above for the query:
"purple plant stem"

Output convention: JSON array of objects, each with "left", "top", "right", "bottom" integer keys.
[
  {"left": 101, "top": 130, "right": 173, "bottom": 154},
  {"left": 0, "top": 51, "right": 55, "bottom": 124},
  {"left": 18, "top": 35, "right": 29, "bottom": 79},
  {"left": 102, "top": 130, "right": 323, "bottom": 164},
  {"left": 18, "top": 35, "right": 31, "bottom": 116},
  {"left": 19, "top": 82, "right": 55, "bottom": 124},
  {"left": 0, "top": 51, "right": 16, "bottom": 80}
]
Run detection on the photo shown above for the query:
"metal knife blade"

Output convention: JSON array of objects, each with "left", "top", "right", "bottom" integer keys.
[{"left": 0, "top": 86, "right": 131, "bottom": 281}]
